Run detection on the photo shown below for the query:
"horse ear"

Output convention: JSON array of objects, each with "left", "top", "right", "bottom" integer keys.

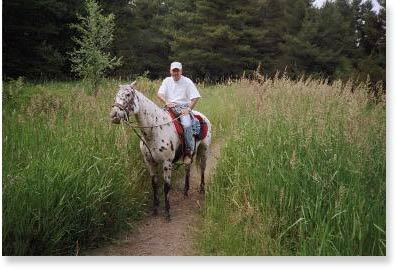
[{"left": 131, "top": 81, "right": 137, "bottom": 89}]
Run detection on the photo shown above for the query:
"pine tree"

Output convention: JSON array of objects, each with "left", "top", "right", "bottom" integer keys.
[
  {"left": 3, "top": 0, "right": 82, "bottom": 79},
  {"left": 2, "top": 0, "right": 386, "bottom": 86},
  {"left": 285, "top": 0, "right": 310, "bottom": 36},
  {"left": 165, "top": 0, "right": 284, "bottom": 81},
  {"left": 102, "top": 0, "right": 171, "bottom": 79},
  {"left": 257, "top": 0, "right": 289, "bottom": 75},
  {"left": 281, "top": 1, "right": 356, "bottom": 80},
  {"left": 167, "top": 0, "right": 245, "bottom": 80},
  {"left": 356, "top": 0, "right": 386, "bottom": 88}
]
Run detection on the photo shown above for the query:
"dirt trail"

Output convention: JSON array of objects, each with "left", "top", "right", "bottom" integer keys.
[{"left": 86, "top": 141, "right": 222, "bottom": 256}]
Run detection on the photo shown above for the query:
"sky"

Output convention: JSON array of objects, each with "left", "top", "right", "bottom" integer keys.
[{"left": 313, "top": 0, "right": 382, "bottom": 13}]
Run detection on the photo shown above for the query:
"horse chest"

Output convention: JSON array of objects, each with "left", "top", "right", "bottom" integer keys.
[{"left": 147, "top": 130, "right": 177, "bottom": 157}]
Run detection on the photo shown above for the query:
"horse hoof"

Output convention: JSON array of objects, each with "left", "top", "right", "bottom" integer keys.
[
  {"left": 199, "top": 188, "right": 205, "bottom": 194},
  {"left": 165, "top": 214, "right": 171, "bottom": 222},
  {"left": 184, "top": 191, "right": 189, "bottom": 198}
]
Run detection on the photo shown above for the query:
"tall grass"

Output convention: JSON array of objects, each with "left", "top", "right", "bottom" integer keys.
[
  {"left": 199, "top": 77, "right": 386, "bottom": 255},
  {"left": 2, "top": 77, "right": 239, "bottom": 255},
  {"left": 3, "top": 79, "right": 151, "bottom": 255},
  {"left": 3, "top": 75, "right": 385, "bottom": 255}
]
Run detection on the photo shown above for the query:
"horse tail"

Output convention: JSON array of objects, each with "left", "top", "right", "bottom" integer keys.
[{"left": 195, "top": 117, "right": 211, "bottom": 192}]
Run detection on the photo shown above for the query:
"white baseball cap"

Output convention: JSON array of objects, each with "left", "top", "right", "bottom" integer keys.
[{"left": 170, "top": 62, "right": 182, "bottom": 70}]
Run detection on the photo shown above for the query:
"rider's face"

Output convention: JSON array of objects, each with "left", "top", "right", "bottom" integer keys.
[{"left": 170, "top": 68, "right": 182, "bottom": 81}]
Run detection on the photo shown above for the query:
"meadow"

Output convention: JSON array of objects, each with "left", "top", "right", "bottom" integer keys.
[
  {"left": 2, "top": 77, "right": 238, "bottom": 255},
  {"left": 2, "top": 75, "right": 385, "bottom": 255},
  {"left": 199, "top": 77, "right": 386, "bottom": 255}
]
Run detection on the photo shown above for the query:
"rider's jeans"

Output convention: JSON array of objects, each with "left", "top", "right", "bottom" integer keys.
[{"left": 180, "top": 114, "right": 194, "bottom": 154}]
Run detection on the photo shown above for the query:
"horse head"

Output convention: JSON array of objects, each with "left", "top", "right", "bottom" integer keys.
[{"left": 110, "top": 81, "right": 138, "bottom": 124}]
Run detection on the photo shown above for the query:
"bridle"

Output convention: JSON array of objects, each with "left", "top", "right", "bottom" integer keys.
[
  {"left": 112, "top": 102, "right": 130, "bottom": 112},
  {"left": 112, "top": 88, "right": 135, "bottom": 122},
  {"left": 112, "top": 102, "right": 132, "bottom": 121}
]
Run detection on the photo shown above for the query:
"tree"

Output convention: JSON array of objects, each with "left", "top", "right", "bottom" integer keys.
[
  {"left": 3, "top": 0, "right": 82, "bottom": 80},
  {"left": 165, "top": 0, "right": 273, "bottom": 81},
  {"left": 256, "top": 0, "right": 289, "bottom": 75},
  {"left": 281, "top": 1, "right": 356, "bottom": 80},
  {"left": 2, "top": 0, "right": 385, "bottom": 87},
  {"left": 351, "top": 0, "right": 385, "bottom": 89},
  {"left": 166, "top": 0, "right": 238, "bottom": 80},
  {"left": 285, "top": 0, "right": 310, "bottom": 36},
  {"left": 98, "top": 0, "right": 172, "bottom": 79},
  {"left": 69, "top": 0, "right": 121, "bottom": 95}
]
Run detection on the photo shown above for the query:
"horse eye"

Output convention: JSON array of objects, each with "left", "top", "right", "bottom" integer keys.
[{"left": 126, "top": 93, "right": 130, "bottom": 97}]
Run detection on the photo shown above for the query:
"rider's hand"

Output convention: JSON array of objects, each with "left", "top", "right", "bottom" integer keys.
[
  {"left": 181, "top": 108, "right": 190, "bottom": 115},
  {"left": 166, "top": 102, "right": 175, "bottom": 108}
]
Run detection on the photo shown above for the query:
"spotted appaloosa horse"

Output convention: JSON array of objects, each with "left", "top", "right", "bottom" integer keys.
[{"left": 110, "top": 82, "right": 212, "bottom": 220}]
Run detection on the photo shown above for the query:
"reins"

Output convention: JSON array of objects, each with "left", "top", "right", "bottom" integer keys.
[
  {"left": 125, "top": 115, "right": 182, "bottom": 163},
  {"left": 112, "top": 92, "right": 196, "bottom": 166},
  {"left": 123, "top": 114, "right": 183, "bottom": 129},
  {"left": 113, "top": 102, "right": 183, "bottom": 162},
  {"left": 129, "top": 125, "right": 155, "bottom": 162}
]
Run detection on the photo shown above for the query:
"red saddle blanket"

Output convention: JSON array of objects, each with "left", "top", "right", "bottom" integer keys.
[{"left": 167, "top": 109, "right": 208, "bottom": 141}]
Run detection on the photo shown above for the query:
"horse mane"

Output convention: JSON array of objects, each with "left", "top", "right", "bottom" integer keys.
[{"left": 133, "top": 88, "right": 170, "bottom": 126}]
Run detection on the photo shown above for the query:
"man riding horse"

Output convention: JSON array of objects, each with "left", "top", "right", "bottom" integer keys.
[
  {"left": 110, "top": 63, "right": 211, "bottom": 220},
  {"left": 157, "top": 62, "right": 201, "bottom": 165}
]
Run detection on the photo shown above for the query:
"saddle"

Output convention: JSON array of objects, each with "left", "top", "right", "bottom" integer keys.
[{"left": 166, "top": 108, "right": 208, "bottom": 142}]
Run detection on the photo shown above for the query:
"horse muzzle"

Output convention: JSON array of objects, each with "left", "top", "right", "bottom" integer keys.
[
  {"left": 110, "top": 108, "right": 123, "bottom": 124},
  {"left": 111, "top": 116, "right": 121, "bottom": 124}
]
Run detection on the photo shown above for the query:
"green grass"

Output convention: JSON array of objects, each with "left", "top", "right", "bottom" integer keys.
[
  {"left": 2, "top": 76, "right": 385, "bottom": 255},
  {"left": 2, "top": 77, "right": 238, "bottom": 255},
  {"left": 198, "top": 77, "right": 386, "bottom": 255},
  {"left": 3, "top": 79, "right": 151, "bottom": 255}
]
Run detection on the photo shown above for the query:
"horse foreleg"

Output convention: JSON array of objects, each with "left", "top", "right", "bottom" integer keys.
[
  {"left": 184, "top": 165, "right": 191, "bottom": 197},
  {"left": 163, "top": 160, "right": 172, "bottom": 221},
  {"left": 141, "top": 143, "right": 159, "bottom": 216}
]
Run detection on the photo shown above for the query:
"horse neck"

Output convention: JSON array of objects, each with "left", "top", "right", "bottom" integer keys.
[{"left": 134, "top": 90, "right": 167, "bottom": 137}]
